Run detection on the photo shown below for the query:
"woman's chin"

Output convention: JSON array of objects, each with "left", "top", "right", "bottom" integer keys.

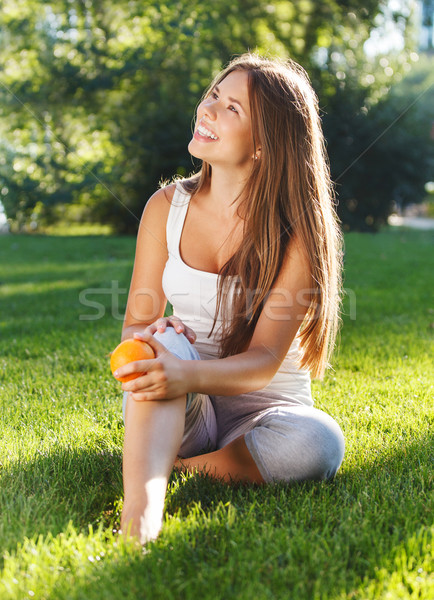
[{"left": 188, "top": 142, "right": 206, "bottom": 162}]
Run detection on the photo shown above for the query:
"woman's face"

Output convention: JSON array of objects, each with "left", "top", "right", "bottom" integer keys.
[{"left": 188, "top": 70, "right": 256, "bottom": 170}]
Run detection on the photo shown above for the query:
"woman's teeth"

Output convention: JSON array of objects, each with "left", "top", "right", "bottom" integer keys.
[{"left": 197, "top": 124, "right": 218, "bottom": 140}]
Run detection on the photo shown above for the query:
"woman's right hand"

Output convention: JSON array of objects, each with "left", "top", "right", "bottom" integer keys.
[{"left": 142, "top": 316, "right": 197, "bottom": 344}]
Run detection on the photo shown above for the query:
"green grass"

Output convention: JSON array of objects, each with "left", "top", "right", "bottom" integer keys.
[{"left": 0, "top": 228, "right": 432, "bottom": 599}]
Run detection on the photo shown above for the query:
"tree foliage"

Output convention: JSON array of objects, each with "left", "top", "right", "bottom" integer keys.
[
  {"left": 0, "top": 0, "right": 431, "bottom": 233},
  {"left": 323, "top": 52, "right": 434, "bottom": 231}
]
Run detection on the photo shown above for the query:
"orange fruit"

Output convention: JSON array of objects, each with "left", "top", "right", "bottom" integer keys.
[{"left": 110, "top": 338, "right": 155, "bottom": 382}]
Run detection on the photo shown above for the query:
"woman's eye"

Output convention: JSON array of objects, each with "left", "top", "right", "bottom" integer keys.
[
  {"left": 229, "top": 105, "right": 238, "bottom": 113},
  {"left": 211, "top": 91, "right": 218, "bottom": 99}
]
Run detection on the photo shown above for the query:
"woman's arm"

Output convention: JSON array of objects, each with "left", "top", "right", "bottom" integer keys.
[
  {"left": 121, "top": 186, "right": 174, "bottom": 341},
  {"left": 119, "top": 236, "right": 312, "bottom": 399}
]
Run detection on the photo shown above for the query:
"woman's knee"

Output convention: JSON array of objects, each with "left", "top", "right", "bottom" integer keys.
[
  {"left": 153, "top": 327, "right": 201, "bottom": 361},
  {"left": 245, "top": 408, "right": 345, "bottom": 483},
  {"left": 303, "top": 408, "right": 345, "bottom": 480}
]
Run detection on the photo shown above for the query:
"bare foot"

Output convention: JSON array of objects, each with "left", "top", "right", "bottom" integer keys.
[{"left": 121, "top": 502, "right": 163, "bottom": 545}]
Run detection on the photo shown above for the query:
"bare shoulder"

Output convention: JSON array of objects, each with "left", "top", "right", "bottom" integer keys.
[
  {"left": 142, "top": 183, "right": 177, "bottom": 219},
  {"left": 133, "top": 185, "right": 176, "bottom": 253},
  {"left": 138, "top": 183, "right": 177, "bottom": 234}
]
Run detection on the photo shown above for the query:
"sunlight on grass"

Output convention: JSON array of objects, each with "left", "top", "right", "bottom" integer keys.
[
  {"left": 0, "top": 229, "right": 432, "bottom": 599},
  {"left": 42, "top": 223, "right": 115, "bottom": 236}
]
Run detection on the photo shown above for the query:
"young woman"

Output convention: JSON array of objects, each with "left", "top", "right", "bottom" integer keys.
[{"left": 113, "top": 54, "right": 345, "bottom": 544}]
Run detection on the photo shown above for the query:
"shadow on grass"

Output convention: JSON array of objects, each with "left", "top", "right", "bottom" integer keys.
[
  {"left": 2, "top": 432, "right": 431, "bottom": 599},
  {"left": 0, "top": 445, "right": 123, "bottom": 559},
  {"left": 44, "top": 432, "right": 431, "bottom": 599}
]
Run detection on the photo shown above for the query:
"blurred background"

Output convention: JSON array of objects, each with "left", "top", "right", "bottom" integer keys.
[{"left": 0, "top": 0, "right": 433, "bottom": 235}]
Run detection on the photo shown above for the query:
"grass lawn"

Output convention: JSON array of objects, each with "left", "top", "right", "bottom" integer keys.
[{"left": 0, "top": 227, "right": 432, "bottom": 599}]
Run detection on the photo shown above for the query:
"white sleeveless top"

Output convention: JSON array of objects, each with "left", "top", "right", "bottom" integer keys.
[{"left": 162, "top": 183, "right": 313, "bottom": 406}]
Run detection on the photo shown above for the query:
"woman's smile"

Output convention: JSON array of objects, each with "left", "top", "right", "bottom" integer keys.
[{"left": 194, "top": 121, "right": 219, "bottom": 142}]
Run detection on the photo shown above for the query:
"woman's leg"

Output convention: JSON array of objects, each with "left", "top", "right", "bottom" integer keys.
[
  {"left": 176, "top": 405, "right": 344, "bottom": 485},
  {"left": 175, "top": 435, "right": 265, "bottom": 484},
  {"left": 121, "top": 328, "right": 220, "bottom": 543},
  {"left": 121, "top": 393, "right": 187, "bottom": 544},
  {"left": 243, "top": 406, "right": 345, "bottom": 482}
]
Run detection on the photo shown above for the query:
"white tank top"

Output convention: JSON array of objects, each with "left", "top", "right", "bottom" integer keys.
[{"left": 162, "top": 182, "right": 313, "bottom": 406}]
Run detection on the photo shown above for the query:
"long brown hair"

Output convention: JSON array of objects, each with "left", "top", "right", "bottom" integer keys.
[{"left": 182, "top": 53, "right": 343, "bottom": 379}]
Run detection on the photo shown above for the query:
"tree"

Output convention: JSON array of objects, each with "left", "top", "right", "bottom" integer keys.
[
  {"left": 0, "top": 0, "right": 426, "bottom": 233},
  {"left": 322, "top": 51, "right": 434, "bottom": 231},
  {"left": 1, "top": 0, "right": 289, "bottom": 232}
]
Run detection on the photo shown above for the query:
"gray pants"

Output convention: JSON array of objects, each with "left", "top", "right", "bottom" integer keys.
[{"left": 123, "top": 328, "right": 345, "bottom": 483}]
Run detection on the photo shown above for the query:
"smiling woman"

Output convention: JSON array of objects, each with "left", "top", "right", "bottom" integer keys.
[
  {"left": 114, "top": 53, "right": 345, "bottom": 545},
  {"left": 189, "top": 71, "right": 255, "bottom": 170}
]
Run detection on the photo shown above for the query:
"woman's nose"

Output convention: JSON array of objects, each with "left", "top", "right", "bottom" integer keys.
[{"left": 201, "top": 99, "right": 217, "bottom": 121}]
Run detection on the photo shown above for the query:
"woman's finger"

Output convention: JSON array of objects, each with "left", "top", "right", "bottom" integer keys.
[
  {"left": 121, "top": 368, "right": 156, "bottom": 392},
  {"left": 165, "top": 317, "right": 196, "bottom": 342},
  {"left": 183, "top": 326, "right": 197, "bottom": 343},
  {"left": 134, "top": 317, "right": 195, "bottom": 344},
  {"left": 155, "top": 317, "right": 169, "bottom": 332},
  {"left": 166, "top": 316, "right": 184, "bottom": 333},
  {"left": 130, "top": 390, "right": 165, "bottom": 402},
  {"left": 133, "top": 331, "right": 168, "bottom": 356},
  {"left": 143, "top": 323, "right": 158, "bottom": 335}
]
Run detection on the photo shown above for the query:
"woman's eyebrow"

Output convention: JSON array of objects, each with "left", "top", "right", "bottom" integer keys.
[{"left": 214, "top": 85, "right": 245, "bottom": 111}]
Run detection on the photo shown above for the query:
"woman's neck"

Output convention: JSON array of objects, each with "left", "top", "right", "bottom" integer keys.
[{"left": 206, "top": 164, "right": 250, "bottom": 215}]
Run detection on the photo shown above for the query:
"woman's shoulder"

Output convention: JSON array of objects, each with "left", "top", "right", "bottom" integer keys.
[
  {"left": 140, "top": 183, "right": 176, "bottom": 223},
  {"left": 136, "top": 187, "right": 173, "bottom": 242},
  {"left": 141, "top": 177, "right": 197, "bottom": 227},
  {"left": 147, "top": 183, "right": 176, "bottom": 207},
  {"left": 145, "top": 178, "right": 194, "bottom": 209}
]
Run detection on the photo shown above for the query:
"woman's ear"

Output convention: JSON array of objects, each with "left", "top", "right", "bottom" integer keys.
[{"left": 253, "top": 148, "right": 262, "bottom": 160}]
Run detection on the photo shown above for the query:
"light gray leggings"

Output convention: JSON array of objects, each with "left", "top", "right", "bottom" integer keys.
[{"left": 123, "top": 328, "right": 345, "bottom": 483}]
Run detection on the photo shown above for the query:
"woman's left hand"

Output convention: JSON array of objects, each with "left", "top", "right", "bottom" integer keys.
[{"left": 118, "top": 332, "right": 192, "bottom": 402}]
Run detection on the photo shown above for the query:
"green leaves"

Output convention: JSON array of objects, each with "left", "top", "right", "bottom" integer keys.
[{"left": 0, "top": 1, "right": 429, "bottom": 233}]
